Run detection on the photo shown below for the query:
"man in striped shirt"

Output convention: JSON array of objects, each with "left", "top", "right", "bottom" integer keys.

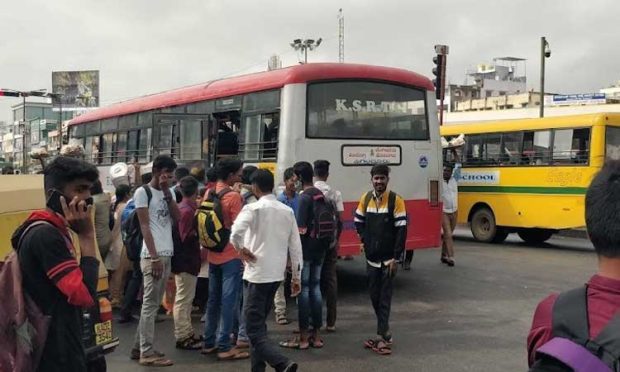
[{"left": 354, "top": 164, "right": 407, "bottom": 356}]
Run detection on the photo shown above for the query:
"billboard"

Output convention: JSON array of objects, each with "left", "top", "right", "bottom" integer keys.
[{"left": 52, "top": 70, "right": 99, "bottom": 110}]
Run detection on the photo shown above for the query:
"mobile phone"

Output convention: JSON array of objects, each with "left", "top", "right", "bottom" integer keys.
[{"left": 46, "top": 189, "right": 65, "bottom": 216}]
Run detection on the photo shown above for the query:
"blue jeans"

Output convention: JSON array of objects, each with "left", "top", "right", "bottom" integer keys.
[
  {"left": 203, "top": 259, "right": 242, "bottom": 352},
  {"left": 232, "top": 278, "right": 249, "bottom": 343},
  {"left": 298, "top": 258, "right": 324, "bottom": 331}
]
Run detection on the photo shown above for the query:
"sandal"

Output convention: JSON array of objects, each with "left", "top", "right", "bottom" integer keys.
[
  {"left": 236, "top": 340, "right": 250, "bottom": 349},
  {"left": 276, "top": 314, "right": 290, "bottom": 325},
  {"left": 201, "top": 346, "right": 218, "bottom": 355},
  {"left": 372, "top": 340, "right": 392, "bottom": 356},
  {"left": 364, "top": 337, "right": 392, "bottom": 349},
  {"left": 279, "top": 338, "right": 309, "bottom": 350},
  {"left": 139, "top": 355, "right": 174, "bottom": 366},
  {"left": 217, "top": 348, "right": 250, "bottom": 361},
  {"left": 131, "top": 349, "right": 164, "bottom": 360},
  {"left": 176, "top": 336, "right": 203, "bottom": 350},
  {"left": 309, "top": 336, "right": 324, "bottom": 349}
]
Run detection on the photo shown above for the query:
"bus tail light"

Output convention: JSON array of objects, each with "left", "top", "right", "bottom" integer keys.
[{"left": 430, "top": 180, "right": 439, "bottom": 207}]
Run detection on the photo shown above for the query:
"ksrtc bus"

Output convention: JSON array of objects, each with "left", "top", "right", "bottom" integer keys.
[{"left": 68, "top": 63, "right": 443, "bottom": 256}]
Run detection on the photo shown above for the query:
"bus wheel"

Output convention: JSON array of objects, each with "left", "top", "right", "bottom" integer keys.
[
  {"left": 518, "top": 229, "right": 554, "bottom": 245},
  {"left": 471, "top": 207, "right": 506, "bottom": 243}
]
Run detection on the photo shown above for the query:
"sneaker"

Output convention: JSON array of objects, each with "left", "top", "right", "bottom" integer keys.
[
  {"left": 283, "top": 362, "right": 298, "bottom": 372},
  {"left": 131, "top": 349, "right": 165, "bottom": 360}
]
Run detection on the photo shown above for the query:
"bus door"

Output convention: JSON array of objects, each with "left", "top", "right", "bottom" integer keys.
[
  {"left": 212, "top": 111, "right": 241, "bottom": 161},
  {"left": 152, "top": 113, "right": 208, "bottom": 165}
]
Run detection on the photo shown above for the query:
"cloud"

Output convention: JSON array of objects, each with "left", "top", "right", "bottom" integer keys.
[{"left": 0, "top": 0, "right": 618, "bottom": 123}]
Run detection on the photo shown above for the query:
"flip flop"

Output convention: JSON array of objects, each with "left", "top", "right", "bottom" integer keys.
[
  {"left": 279, "top": 338, "right": 310, "bottom": 350},
  {"left": 217, "top": 349, "right": 250, "bottom": 361},
  {"left": 372, "top": 340, "right": 392, "bottom": 356},
  {"left": 309, "top": 337, "right": 324, "bottom": 349},
  {"left": 139, "top": 355, "right": 174, "bottom": 366}
]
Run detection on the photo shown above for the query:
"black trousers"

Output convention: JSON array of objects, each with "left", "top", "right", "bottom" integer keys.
[
  {"left": 321, "top": 247, "right": 338, "bottom": 327},
  {"left": 121, "top": 259, "right": 142, "bottom": 316},
  {"left": 244, "top": 281, "right": 290, "bottom": 372},
  {"left": 366, "top": 263, "right": 393, "bottom": 338}
]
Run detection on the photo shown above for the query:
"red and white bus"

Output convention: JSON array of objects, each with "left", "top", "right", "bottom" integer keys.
[{"left": 68, "top": 63, "right": 443, "bottom": 256}]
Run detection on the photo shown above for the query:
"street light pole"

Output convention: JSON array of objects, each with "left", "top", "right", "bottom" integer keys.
[
  {"left": 539, "top": 36, "right": 551, "bottom": 118},
  {"left": 22, "top": 94, "right": 27, "bottom": 173}
]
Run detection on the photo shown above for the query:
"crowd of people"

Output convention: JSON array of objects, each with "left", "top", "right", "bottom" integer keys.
[{"left": 8, "top": 149, "right": 620, "bottom": 372}]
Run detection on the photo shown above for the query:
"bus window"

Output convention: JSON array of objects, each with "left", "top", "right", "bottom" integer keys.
[
  {"left": 100, "top": 133, "right": 115, "bottom": 164},
  {"left": 127, "top": 130, "right": 139, "bottom": 159},
  {"left": 501, "top": 132, "right": 522, "bottom": 165},
  {"left": 522, "top": 130, "right": 552, "bottom": 165},
  {"left": 482, "top": 134, "right": 501, "bottom": 165},
  {"left": 306, "top": 81, "right": 428, "bottom": 140},
  {"left": 116, "top": 132, "right": 128, "bottom": 162},
  {"left": 138, "top": 128, "right": 151, "bottom": 162},
  {"left": 464, "top": 134, "right": 483, "bottom": 165},
  {"left": 239, "top": 112, "right": 279, "bottom": 161},
  {"left": 552, "top": 128, "right": 590, "bottom": 164},
  {"left": 606, "top": 126, "right": 620, "bottom": 160}
]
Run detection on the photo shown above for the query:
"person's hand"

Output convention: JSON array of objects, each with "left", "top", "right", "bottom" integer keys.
[
  {"left": 61, "top": 196, "right": 94, "bottom": 237},
  {"left": 387, "top": 260, "right": 398, "bottom": 278},
  {"left": 232, "top": 182, "right": 243, "bottom": 193},
  {"left": 151, "top": 259, "right": 164, "bottom": 280},
  {"left": 290, "top": 278, "right": 301, "bottom": 297},
  {"left": 239, "top": 248, "right": 257, "bottom": 264}
]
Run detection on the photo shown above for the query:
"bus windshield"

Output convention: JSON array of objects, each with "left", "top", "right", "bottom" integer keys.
[{"left": 306, "top": 81, "right": 428, "bottom": 140}]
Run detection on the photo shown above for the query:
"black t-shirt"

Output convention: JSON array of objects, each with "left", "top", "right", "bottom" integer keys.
[
  {"left": 297, "top": 187, "right": 329, "bottom": 262},
  {"left": 18, "top": 223, "right": 99, "bottom": 372}
]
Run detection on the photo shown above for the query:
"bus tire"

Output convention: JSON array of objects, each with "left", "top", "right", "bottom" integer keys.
[
  {"left": 471, "top": 207, "right": 505, "bottom": 243},
  {"left": 517, "top": 228, "right": 554, "bottom": 245}
]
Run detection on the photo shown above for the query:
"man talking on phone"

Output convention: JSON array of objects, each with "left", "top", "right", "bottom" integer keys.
[
  {"left": 354, "top": 164, "right": 407, "bottom": 356},
  {"left": 130, "top": 155, "right": 180, "bottom": 367},
  {"left": 12, "top": 156, "right": 100, "bottom": 371}
]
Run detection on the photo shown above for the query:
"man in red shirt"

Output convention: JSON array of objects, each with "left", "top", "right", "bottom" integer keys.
[
  {"left": 527, "top": 160, "right": 620, "bottom": 366},
  {"left": 201, "top": 158, "right": 249, "bottom": 361}
]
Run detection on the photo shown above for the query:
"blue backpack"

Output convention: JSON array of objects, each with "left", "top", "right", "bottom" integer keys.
[
  {"left": 121, "top": 185, "right": 152, "bottom": 261},
  {"left": 530, "top": 286, "right": 620, "bottom": 372}
]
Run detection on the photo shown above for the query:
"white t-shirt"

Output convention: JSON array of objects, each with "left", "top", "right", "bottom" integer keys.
[
  {"left": 134, "top": 185, "right": 174, "bottom": 258},
  {"left": 314, "top": 180, "right": 344, "bottom": 212}
]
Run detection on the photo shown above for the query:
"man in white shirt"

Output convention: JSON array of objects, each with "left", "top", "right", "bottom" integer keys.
[
  {"left": 313, "top": 159, "right": 344, "bottom": 332},
  {"left": 441, "top": 149, "right": 461, "bottom": 267},
  {"left": 230, "top": 169, "right": 302, "bottom": 372},
  {"left": 131, "top": 155, "right": 180, "bottom": 367}
]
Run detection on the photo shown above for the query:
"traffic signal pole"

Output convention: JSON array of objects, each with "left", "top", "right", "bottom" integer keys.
[{"left": 433, "top": 45, "right": 449, "bottom": 126}]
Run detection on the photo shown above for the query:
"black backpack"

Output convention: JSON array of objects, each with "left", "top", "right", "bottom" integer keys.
[
  {"left": 305, "top": 187, "right": 337, "bottom": 243},
  {"left": 121, "top": 185, "right": 152, "bottom": 261},
  {"left": 530, "top": 286, "right": 620, "bottom": 372}
]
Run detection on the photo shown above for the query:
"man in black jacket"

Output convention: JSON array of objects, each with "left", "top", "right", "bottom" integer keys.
[{"left": 354, "top": 164, "right": 407, "bottom": 356}]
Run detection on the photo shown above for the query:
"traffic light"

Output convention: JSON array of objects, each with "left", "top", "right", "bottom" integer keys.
[
  {"left": 0, "top": 90, "right": 20, "bottom": 97},
  {"left": 432, "top": 54, "right": 445, "bottom": 100}
]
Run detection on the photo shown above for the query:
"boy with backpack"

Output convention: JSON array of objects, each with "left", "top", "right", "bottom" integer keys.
[
  {"left": 130, "top": 155, "right": 180, "bottom": 367},
  {"left": 4, "top": 156, "right": 100, "bottom": 372},
  {"left": 280, "top": 161, "right": 337, "bottom": 350},
  {"left": 199, "top": 158, "right": 250, "bottom": 361},
  {"left": 313, "top": 159, "right": 344, "bottom": 332},
  {"left": 527, "top": 160, "right": 620, "bottom": 371},
  {"left": 354, "top": 164, "right": 407, "bottom": 356}
]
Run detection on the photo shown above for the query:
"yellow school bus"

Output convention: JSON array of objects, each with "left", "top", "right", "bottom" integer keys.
[
  {"left": 0, "top": 175, "right": 118, "bottom": 367},
  {"left": 440, "top": 113, "right": 620, "bottom": 243}
]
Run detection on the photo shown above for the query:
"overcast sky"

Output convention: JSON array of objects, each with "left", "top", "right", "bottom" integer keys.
[{"left": 1, "top": 0, "right": 618, "bottom": 123}]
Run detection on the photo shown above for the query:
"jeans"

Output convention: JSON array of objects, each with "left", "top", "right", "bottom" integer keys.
[
  {"left": 244, "top": 281, "right": 290, "bottom": 372},
  {"left": 320, "top": 247, "right": 338, "bottom": 327},
  {"left": 298, "top": 257, "right": 324, "bottom": 331},
  {"left": 203, "top": 259, "right": 243, "bottom": 352},
  {"left": 121, "top": 259, "right": 142, "bottom": 317},
  {"left": 173, "top": 272, "right": 198, "bottom": 341},
  {"left": 133, "top": 257, "right": 172, "bottom": 355},
  {"left": 367, "top": 262, "right": 394, "bottom": 338},
  {"left": 233, "top": 278, "right": 249, "bottom": 344}
]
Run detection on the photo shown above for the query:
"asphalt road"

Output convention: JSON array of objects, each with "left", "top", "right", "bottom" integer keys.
[{"left": 107, "top": 228, "right": 596, "bottom": 372}]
